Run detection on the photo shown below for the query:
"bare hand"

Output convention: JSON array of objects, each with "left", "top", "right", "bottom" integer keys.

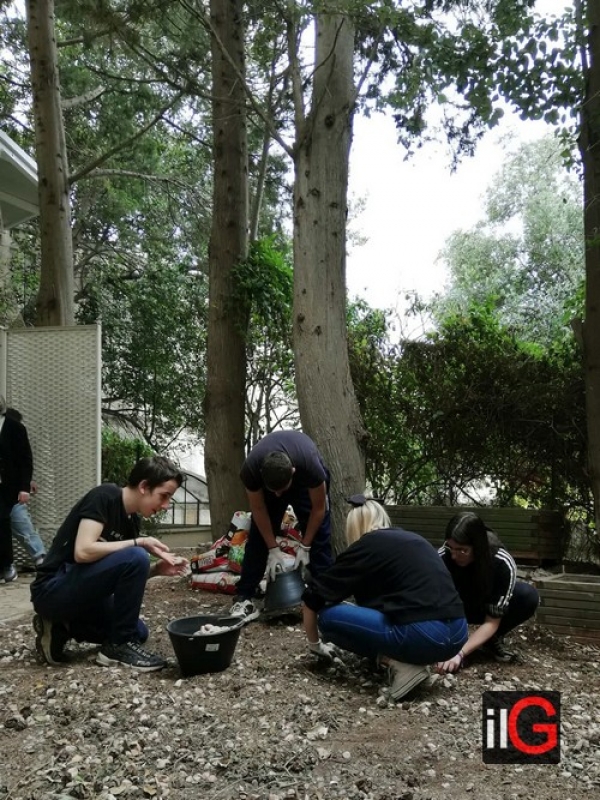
[
  {"left": 138, "top": 537, "right": 179, "bottom": 566},
  {"left": 153, "top": 556, "right": 190, "bottom": 577},
  {"left": 435, "top": 652, "right": 464, "bottom": 674}
]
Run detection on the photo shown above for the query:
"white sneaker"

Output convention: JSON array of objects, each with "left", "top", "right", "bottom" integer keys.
[
  {"left": 387, "top": 660, "right": 430, "bottom": 701},
  {"left": 230, "top": 599, "right": 260, "bottom": 624}
]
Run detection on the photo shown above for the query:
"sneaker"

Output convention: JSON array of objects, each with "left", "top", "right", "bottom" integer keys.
[
  {"left": 33, "top": 614, "right": 69, "bottom": 666},
  {"left": 229, "top": 599, "right": 260, "bottom": 624},
  {"left": 387, "top": 659, "right": 430, "bottom": 701},
  {"left": 481, "top": 637, "right": 522, "bottom": 664},
  {"left": 34, "top": 555, "right": 46, "bottom": 568},
  {"left": 2, "top": 564, "right": 18, "bottom": 583},
  {"left": 96, "top": 641, "right": 167, "bottom": 672}
]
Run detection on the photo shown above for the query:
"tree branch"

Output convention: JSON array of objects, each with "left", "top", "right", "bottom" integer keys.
[{"left": 69, "top": 94, "right": 182, "bottom": 185}]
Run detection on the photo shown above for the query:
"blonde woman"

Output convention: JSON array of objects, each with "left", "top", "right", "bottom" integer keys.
[{"left": 301, "top": 496, "right": 468, "bottom": 701}]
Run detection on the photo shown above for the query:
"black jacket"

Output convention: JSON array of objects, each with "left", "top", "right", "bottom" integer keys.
[
  {"left": 303, "top": 528, "right": 465, "bottom": 625},
  {"left": 0, "top": 415, "right": 34, "bottom": 505}
]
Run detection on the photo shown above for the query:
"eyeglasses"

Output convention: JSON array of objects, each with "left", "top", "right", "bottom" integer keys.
[{"left": 444, "top": 540, "right": 473, "bottom": 556}]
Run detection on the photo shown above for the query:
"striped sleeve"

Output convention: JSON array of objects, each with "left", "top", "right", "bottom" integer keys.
[{"left": 486, "top": 548, "right": 517, "bottom": 617}]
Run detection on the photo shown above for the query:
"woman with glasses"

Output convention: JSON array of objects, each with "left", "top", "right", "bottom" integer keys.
[
  {"left": 301, "top": 496, "right": 468, "bottom": 701},
  {"left": 436, "top": 511, "right": 539, "bottom": 674}
]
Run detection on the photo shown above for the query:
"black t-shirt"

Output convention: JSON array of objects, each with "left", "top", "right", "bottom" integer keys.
[
  {"left": 439, "top": 545, "right": 517, "bottom": 620},
  {"left": 303, "top": 528, "right": 465, "bottom": 624},
  {"left": 33, "top": 484, "right": 140, "bottom": 583},
  {"left": 240, "top": 430, "right": 327, "bottom": 492}
]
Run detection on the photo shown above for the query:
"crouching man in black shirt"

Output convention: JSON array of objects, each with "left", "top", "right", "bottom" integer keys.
[{"left": 31, "top": 456, "right": 188, "bottom": 671}]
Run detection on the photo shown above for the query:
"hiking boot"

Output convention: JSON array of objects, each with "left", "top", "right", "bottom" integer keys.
[
  {"left": 230, "top": 599, "right": 260, "bottom": 624},
  {"left": 2, "top": 564, "right": 18, "bottom": 583},
  {"left": 33, "top": 614, "right": 69, "bottom": 666},
  {"left": 481, "top": 636, "right": 522, "bottom": 664},
  {"left": 387, "top": 659, "right": 430, "bottom": 701},
  {"left": 96, "top": 641, "right": 167, "bottom": 672}
]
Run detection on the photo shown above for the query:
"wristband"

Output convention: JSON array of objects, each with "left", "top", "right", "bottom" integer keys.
[{"left": 457, "top": 650, "right": 464, "bottom": 665}]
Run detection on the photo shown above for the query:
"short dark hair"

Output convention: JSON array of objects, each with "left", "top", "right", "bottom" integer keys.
[
  {"left": 127, "top": 456, "right": 183, "bottom": 490},
  {"left": 260, "top": 451, "right": 293, "bottom": 491},
  {"left": 5, "top": 407, "right": 23, "bottom": 423}
]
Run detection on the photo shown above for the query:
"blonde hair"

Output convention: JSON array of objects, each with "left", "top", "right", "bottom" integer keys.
[{"left": 345, "top": 499, "right": 391, "bottom": 545}]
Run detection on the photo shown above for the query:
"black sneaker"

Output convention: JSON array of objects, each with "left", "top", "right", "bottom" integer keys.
[
  {"left": 481, "top": 637, "right": 522, "bottom": 664},
  {"left": 96, "top": 640, "right": 167, "bottom": 672},
  {"left": 230, "top": 599, "right": 260, "bottom": 624},
  {"left": 33, "top": 614, "right": 69, "bottom": 666}
]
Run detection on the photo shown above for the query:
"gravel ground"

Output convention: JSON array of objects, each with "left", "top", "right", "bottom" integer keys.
[{"left": 1, "top": 575, "right": 599, "bottom": 800}]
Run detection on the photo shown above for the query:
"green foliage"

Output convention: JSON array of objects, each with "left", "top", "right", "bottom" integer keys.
[
  {"left": 101, "top": 427, "right": 154, "bottom": 485},
  {"left": 349, "top": 295, "right": 589, "bottom": 516},
  {"left": 78, "top": 260, "right": 208, "bottom": 450},
  {"left": 433, "top": 136, "right": 585, "bottom": 346},
  {"left": 234, "top": 238, "right": 299, "bottom": 446},
  {"left": 232, "top": 237, "right": 293, "bottom": 337}
]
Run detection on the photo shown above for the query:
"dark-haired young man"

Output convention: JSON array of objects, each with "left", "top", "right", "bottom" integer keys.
[
  {"left": 230, "top": 430, "right": 333, "bottom": 623},
  {"left": 31, "top": 456, "right": 188, "bottom": 671},
  {"left": 0, "top": 396, "right": 33, "bottom": 583}
]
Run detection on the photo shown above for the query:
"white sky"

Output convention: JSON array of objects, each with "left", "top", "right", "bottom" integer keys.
[
  {"left": 346, "top": 111, "right": 554, "bottom": 311},
  {"left": 346, "top": 0, "right": 569, "bottom": 314}
]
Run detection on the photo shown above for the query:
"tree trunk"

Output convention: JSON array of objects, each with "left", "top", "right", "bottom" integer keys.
[
  {"left": 205, "top": 0, "right": 249, "bottom": 541},
  {"left": 293, "top": 13, "right": 366, "bottom": 552},
  {"left": 580, "top": 3, "right": 600, "bottom": 533},
  {"left": 26, "top": 0, "right": 75, "bottom": 326}
]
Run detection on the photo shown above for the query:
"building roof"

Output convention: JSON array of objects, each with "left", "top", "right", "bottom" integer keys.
[{"left": 0, "top": 130, "right": 39, "bottom": 230}]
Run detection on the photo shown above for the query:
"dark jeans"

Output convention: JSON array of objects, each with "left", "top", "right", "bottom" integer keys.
[
  {"left": 468, "top": 580, "right": 540, "bottom": 637},
  {"left": 236, "top": 477, "right": 333, "bottom": 600},
  {"left": 30, "top": 548, "right": 150, "bottom": 645},
  {"left": 318, "top": 603, "right": 468, "bottom": 665}
]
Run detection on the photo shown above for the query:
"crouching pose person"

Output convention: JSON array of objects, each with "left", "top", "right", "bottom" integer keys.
[
  {"left": 301, "top": 496, "right": 468, "bottom": 701},
  {"left": 436, "top": 512, "right": 539, "bottom": 674},
  {"left": 31, "top": 456, "right": 189, "bottom": 671}
]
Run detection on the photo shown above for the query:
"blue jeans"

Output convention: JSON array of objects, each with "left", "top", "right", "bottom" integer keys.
[
  {"left": 11, "top": 503, "right": 46, "bottom": 561},
  {"left": 318, "top": 603, "right": 468, "bottom": 665},
  {"left": 31, "top": 548, "right": 150, "bottom": 645}
]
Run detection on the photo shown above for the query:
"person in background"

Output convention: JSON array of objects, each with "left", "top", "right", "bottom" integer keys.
[
  {"left": 302, "top": 496, "right": 468, "bottom": 702},
  {"left": 30, "top": 456, "right": 189, "bottom": 671},
  {"left": 5, "top": 408, "right": 46, "bottom": 568},
  {"left": 230, "top": 430, "right": 333, "bottom": 623},
  {"left": 435, "top": 511, "right": 539, "bottom": 674},
  {"left": 0, "top": 396, "right": 33, "bottom": 583}
]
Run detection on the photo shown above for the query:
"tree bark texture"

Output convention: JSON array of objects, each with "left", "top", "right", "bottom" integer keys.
[
  {"left": 26, "top": 0, "right": 75, "bottom": 326},
  {"left": 580, "top": 3, "right": 600, "bottom": 533},
  {"left": 205, "top": 0, "right": 249, "bottom": 541},
  {"left": 293, "top": 14, "right": 366, "bottom": 553}
]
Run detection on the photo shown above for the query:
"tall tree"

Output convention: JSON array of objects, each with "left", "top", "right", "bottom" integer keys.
[
  {"left": 579, "top": 0, "right": 600, "bottom": 533},
  {"left": 205, "top": 0, "right": 250, "bottom": 538},
  {"left": 434, "top": 135, "right": 584, "bottom": 345},
  {"left": 292, "top": 12, "right": 366, "bottom": 544},
  {"left": 26, "top": 0, "right": 74, "bottom": 325}
]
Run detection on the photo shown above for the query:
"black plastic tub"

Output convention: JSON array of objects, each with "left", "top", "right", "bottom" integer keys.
[{"left": 166, "top": 615, "right": 243, "bottom": 677}]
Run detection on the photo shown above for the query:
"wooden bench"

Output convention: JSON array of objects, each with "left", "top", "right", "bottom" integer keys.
[
  {"left": 535, "top": 573, "right": 600, "bottom": 645},
  {"left": 384, "top": 505, "right": 567, "bottom": 565}
]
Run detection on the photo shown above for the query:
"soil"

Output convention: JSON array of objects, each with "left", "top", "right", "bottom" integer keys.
[{"left": 1, "top": 575, "right": 599, "bottom": 800}]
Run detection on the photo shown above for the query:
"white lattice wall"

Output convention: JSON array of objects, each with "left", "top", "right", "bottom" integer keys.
[{"left": 2, "top": 325, "right": 101, "bottom": 555}]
